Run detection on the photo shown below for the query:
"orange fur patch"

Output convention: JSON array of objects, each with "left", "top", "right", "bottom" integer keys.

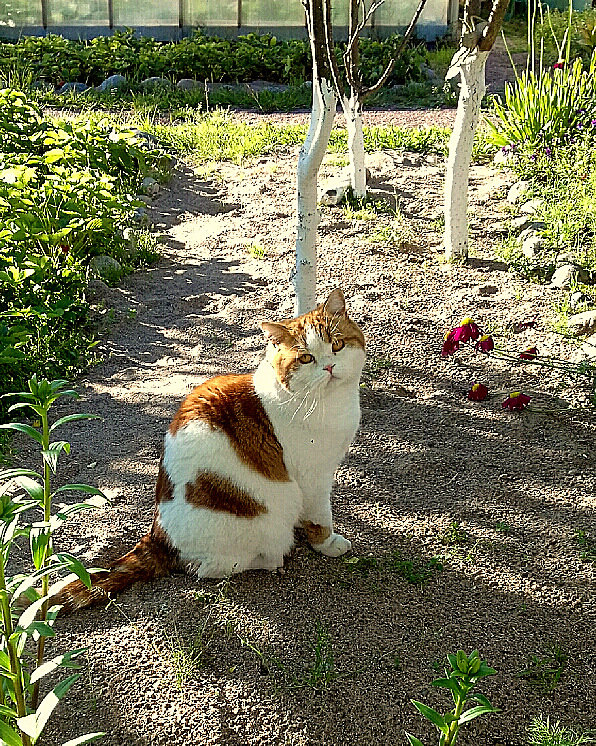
[
  {"left": 302, "top": 521, "right": 332, "bottom": 545},
  {"left": 155, "top": 459, "right": 174, "bottom": 503},
  {"left": 169, "top": 374, "right": 289, "bottom": 481},
  {"left": 185, "top": 472, "right": 267, "bottom": 518}
]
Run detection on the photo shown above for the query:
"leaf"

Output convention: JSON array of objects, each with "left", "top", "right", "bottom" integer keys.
[
  {"left": 30, "top": 648, "right": 87, "bottom": 684},
  {"left": 0, "top": 719, "right": 23, "bottom": 746},
  {"left": 15, "top": 476, "right": 44, "bottom": 503},
  {"left": 30, "top": 527, "right": 52, "bottom": 570},
  {"left": 458, "top": 705, "right": 499, "bottom": 724},
  {"left": 0, "top": 422, "right": 43, "bottom": 445},
  {"left": 432, "top": 677, "right": 462, "bottom": 696},
  {"left": 42, "top": 441, "right": 71, "bottom": 472},
  {"left": 53, "top": 485, "right": 107, "bottom": 500},
  {"left": 405, "top": 733, "right": 425, "bottom": 746},
  {"left": 61, "top": 733, "right": 105, "bottom": 746},
  {"left": 0, "top": 468, "right": 42, "bottom": 483},
  {"left": 17, "top": 673, "right": 80, "bottom": 741},
  {"left": 55, "top": 553, "right": 91, "bottom": 589},
  {"left": 49, "top": 413, "right": 101, "bottom": 433},
  {"left": 411, "top": 701, "right": 448, "bottom": 734}
]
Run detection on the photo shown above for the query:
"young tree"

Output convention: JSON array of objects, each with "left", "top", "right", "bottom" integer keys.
[
  {"left": 294, "top": 0, "right": 338, "bottom": 314},
  {"left": 338, "top": 0, "right": 428, "bottom": 198},
  {"left": 444, "top": 0, "right": 511, "bottom": 261}
]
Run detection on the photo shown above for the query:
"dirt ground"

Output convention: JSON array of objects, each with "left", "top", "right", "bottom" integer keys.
[{"left": 24, "top": 102, "right": 595, "bottom": 746}]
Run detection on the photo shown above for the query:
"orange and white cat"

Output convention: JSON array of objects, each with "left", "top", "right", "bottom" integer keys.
[{"left": 58, "top": 289, "right": 365, "bottom": 611}]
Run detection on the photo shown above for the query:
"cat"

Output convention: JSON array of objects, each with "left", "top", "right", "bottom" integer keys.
[{"left": 56, "top": 288, "right": 365, "bottom": 612}]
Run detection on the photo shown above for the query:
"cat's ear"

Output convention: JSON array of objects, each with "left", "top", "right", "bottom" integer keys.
[
  {"left": 261, "top": 321, "right": 292, "bottom": 346},
  {"left": 323, "top": 288, "right": 346, "bottom": 316}
]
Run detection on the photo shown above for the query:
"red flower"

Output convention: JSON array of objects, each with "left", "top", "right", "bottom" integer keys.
[
  {"left": 553, "top": 61, "right": 564, "bottom": 69},
  {"left": 60, "top": 243, "right": 69, "bottom": 254},
  {"left": 441, "top": 335, "right": 460, "bottom": 356},
  {"left": 519, "top": 347, "right": 538, "bottom": 360},
  {"left": 468, "top": 383, "right": 489, "bottom": 401},
  {"left": 450, "top": 317, "right": 481, "bottom": 343},
  {"left": 514, "top": 317, "right": 537, "bottom": 332},
  {"left": 502, "top": 392, "right": 531, "bottom": 411},
  {"left": 475, "top": 334, "right": 494, "bottom": 353}
]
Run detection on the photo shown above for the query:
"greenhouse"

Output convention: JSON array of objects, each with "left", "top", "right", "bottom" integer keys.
[{"left": 0, "top": 0, "right": 455, "bottom": 41}]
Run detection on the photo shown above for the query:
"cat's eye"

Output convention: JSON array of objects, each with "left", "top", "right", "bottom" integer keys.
[
  {"left": 298, "top": 353, "right": 314, "bottom": 364},
  {"left": 331, "top": 339, "right": 345, "bottom": 353}
]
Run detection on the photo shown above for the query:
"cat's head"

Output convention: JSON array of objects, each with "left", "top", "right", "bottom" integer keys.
[{"left": 260, "top": 289, "right": 365, "bottom": 392}]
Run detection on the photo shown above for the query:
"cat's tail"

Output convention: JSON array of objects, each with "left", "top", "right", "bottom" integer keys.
[{"left": 52, "top": 524, "right": 180, "bottom": 614}]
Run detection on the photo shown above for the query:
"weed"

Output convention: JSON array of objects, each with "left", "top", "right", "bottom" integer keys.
[
  {"left": 439, "top": 522, "right": 471, "bottom": 546},
  {"left": 158, "top": 625, "right": 211, "bottom": 687},
  {"left": 246, "top": 242, "right": 266, "bottom": 259},
  {"left": 495, "top": 521, "right": 512, "bottom": 533},
  {"left": 388, "top": 553, "right": 444, "bottom": 585},
  {"left": 575, "top": 529, "right": 596, "bottom": 564},
  {"left": 527, "top": 716, "right": 595, "bottom": 746},
  {"left": 293, "top": 622, "right": 339, "bottom": 690},
  {"left": 516, "top": 644, "right": 569, "bottom": 692}
]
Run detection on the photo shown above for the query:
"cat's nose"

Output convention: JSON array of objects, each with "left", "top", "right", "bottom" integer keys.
[{"left": 324, "top": 364, "right": 335, "bottom": 374}]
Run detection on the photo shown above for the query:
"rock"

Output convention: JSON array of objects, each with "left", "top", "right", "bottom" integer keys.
[
  {"left": 141, "top": 176, "right": 160, "bottom": 197},
  {"left": 140, "top": 77, "right": 173, "bottom": 91},
  {"left": 521, "top": 233, "right": 545, "bottom": 258},
  {"left": 132, "top": 207, "right": 149, "bottom": 225},
  {"left": 550, "top": 264, "right": 579, "bottom": 289},
  {"left": 57, "top": 82, "right": 89, "bottom": 95},
  {"left": 520, "top": 198, "right": 543, "bottom": 214},
  {"left": 511, "top": 216, "right": 545, "bottom": 232},
  {"left": 425, "top": 154, "right": 441, "bottom": 165},
  {"left": 420, "top": 64, "right": 439, "bottom": 81},
  {"left": 176, "top": 78, "right": 202, "bottom": 91},
  {"left": 31, "top": 79, "right": 53, "bottom": 93},
  {"left": 245, "top": 80, "right": 289, "bottom": 93},
  {"left": 96, "top": 74, "right": 127, "bottom": 92},
  {"left": 519, "top": 226, "right": 543, "bottom": 243},
  {"left": 567, "top": 310, "right": 596, "bottom": 335},
  {"left": 573, "top": 332, "right": 596, "bottom": 361},
  {"left": 136, "top": 194, "right": 152, "bottom": 205},
  {"left": 569, "top": 290, "right": 593, "bottom": 311},
  {"left": 89, "top": 255, "right": 123, "bottom": 284},
  {"left": 507, "top": 180, "right": 530, "bottom": 204},
  {"left": 477, "top": 284, "right": 499, "bottom": 296},
  {"left": 320, "top": 183, "right": 348, "bottom": 206}
]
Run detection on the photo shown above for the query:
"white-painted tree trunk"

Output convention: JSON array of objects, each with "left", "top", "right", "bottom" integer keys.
[
  {"left": 342, "top": 93, "right": 367, "bottom": 199},
  {"left": 444, "top": 50, "right": 489, "bottom": 261},
  {"left": 294, "top": 77, "right": 337, "bottom": 315}
]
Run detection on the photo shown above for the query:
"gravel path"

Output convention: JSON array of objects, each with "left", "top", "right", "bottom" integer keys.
[{"left": 30, "top": 128, "right": 596, "bottom": 746}]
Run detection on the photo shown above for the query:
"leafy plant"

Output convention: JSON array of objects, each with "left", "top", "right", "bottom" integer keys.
[
  {"left": 0, "top": 376, "right": 106, "bottom": 745},
  {"left": 515, "top": 644, "right": 569, "bottom": 692},
  {"left": 527, "top": 715, "right": 595, "bottom": 746},
  {"left": 293, "top": 622, "right": 338, "bottom": 690},
  {"left": 575, "top": 529, "right": 596, "bottom": 564},
  {"left": 406, "top": 650, "right": 499, "bottom": 746}
]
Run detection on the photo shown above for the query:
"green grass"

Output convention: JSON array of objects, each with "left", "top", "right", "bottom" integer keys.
[
  {"left": 516, "top": 644, "right": 569, "bottom": 693},
  {"left": 343, "top": 551, "right": 443, "bottom": 587}
]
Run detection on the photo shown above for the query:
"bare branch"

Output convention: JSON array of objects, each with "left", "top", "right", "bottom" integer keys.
[
  {"left": 361, "top": 0, "right": 428, "bottom": 100},
  {"left": 343, "top": 0, "right": 386, "bottom": 79},
  {"left": 478, "top": 0, "right": 511, "bottom": 51},
  {"left": 462, "top": 0, "right": 481, "bottom": 35},
  {"left": 321, "top": 0, "right": 344, "bottom": 100}
]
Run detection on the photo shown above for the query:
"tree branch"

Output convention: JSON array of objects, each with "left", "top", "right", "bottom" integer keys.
[
  {"left": 361, "top": 0, "right": 428, "bottom": 101},
  {"left": 478, "top": 0, "right": 511, "bottom": 51}
]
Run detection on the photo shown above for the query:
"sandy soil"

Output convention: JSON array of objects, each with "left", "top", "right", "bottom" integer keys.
[{"left": 20, "top": 106, "right": 595, "bottom": 746}]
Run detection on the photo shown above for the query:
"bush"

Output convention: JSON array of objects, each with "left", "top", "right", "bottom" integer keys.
[
  {"left": 0, "top": 89, "right": 168, "bottom": 406},
  {"left": 0, "top": 29, "right": 427, "bottom": 88}
]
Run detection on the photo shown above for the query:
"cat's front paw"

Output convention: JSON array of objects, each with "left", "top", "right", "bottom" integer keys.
[{"left": 312, "top": 532, "right": 352, "bottom": 558}]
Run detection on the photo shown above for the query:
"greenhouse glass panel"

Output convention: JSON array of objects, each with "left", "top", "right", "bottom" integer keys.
[
  {"left": 114, "top": 0, "right": 179, "bottom": 26},
  {"left": 374, "top": 0, "right": 447, "bottom": 27},
  {"left": 242, "top": 0, "right": 305, "bottom": 26},
  {"left": 47, "top": 0, "right": 109, "bottom": 25},
  {"left": 0, "top": 0, "right": 41, "bottom": 26},
  {"left": 185, "top": 0, "right": 238, "bottom": 26}
]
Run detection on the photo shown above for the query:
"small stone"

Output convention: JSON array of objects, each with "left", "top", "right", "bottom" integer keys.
[
  {"left": 573, "top": 332, "right": 596, "bottom": 361},
  {"left": 96, "top": 74, "right": 127, "bottom": 92},
  {"left": 477, "top": 284, "right": 499, "bottom": 296},
  {"left": 141, "top": 176, "right": 160, "bottom": 197},
  {"left": 31, "top": 79, "right": 54, "bottom": 93},
  {"left": 569, "top": 290, "right": 593, "bottom": 311},
  {"left": 512, "top": 216, "right": 545, "bottom": 232},
  {"left": 176, "top": 78, "right": 202, "bottom": 91},
  {"left": 140, "top": 77, "right": 173, "bottom": 91},
  {"left": 57, "top": 82, "right": 89, "bottom": 95},
  {"left": 567, "top": 310, "right": 596, "bottom": 335},
  {"left": 132, "top": 207, "right": 149, "bottom": 225},
  {"left": 521, "top": 233, "right": 544, "bottom": 258},
  {"left": 520, "top": 198, "right": 543, "bottom": 214},
  {"left": 507, "top": 180, "right": 530, "bottom": 204},
  {"left": 89, "top": 255, "right": 123, "bottom": 284},
  {"left": 550, "top": 264, "right": 578, "bottom": 290}
]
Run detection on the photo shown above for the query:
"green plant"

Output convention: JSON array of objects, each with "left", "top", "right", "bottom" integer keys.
[
  {"left": 158, "top": 625, "right": 210, "bottom": 688},
  {"left": 516, "top": 644, "right": 569, "bottom": 692},
  {"left": 527, "top": 715, "right": 595, "bottom": 746},
  {"left": 0, "top": 376, "right": 106, "bottom": 745},
  {"left": 438, "top": 522, "right": 470, "bottom": 546},
  {"left": 575, "top": 529, "right": 596, "bottom": 563},
  {"left": 406, "top": 650, "right": 499, "bottom": 746},
  {"left": 388, "top": 554, "right": 444, "bottom": 585},
  {"left": 293, "top": 622, "right": 338, "bottom": 690},
  {"left": 246, "top": 242, "right": 266, "bottom": 259}
]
